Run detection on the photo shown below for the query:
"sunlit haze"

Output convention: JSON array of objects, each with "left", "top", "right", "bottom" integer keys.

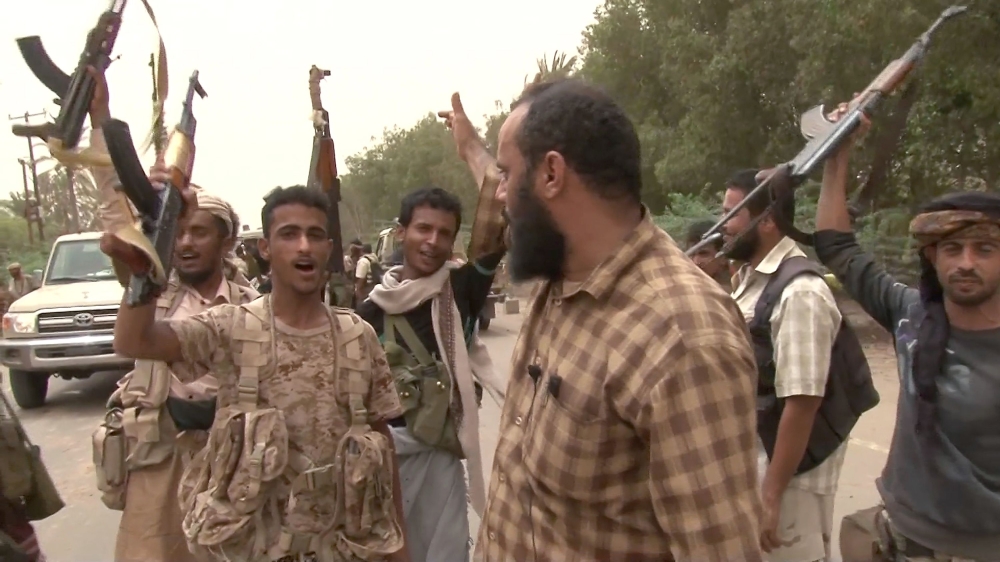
[{"left": 0, "top": 0, "right": 598, "bottom": 230}]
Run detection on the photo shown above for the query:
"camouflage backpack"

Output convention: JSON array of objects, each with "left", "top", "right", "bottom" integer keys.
[{"left": 177, "top": 296, "right": 403, "bottom": 561}]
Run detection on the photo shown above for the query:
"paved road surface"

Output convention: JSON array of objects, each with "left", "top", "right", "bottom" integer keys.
[{"left": 4, "top": 311, "right": 897, "bottom": 561}]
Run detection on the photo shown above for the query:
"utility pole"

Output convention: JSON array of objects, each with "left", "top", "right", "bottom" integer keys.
[
  {"left": 15, "top": 159, "right": 34, "bottom": 244},
  {"left": 8, "top": 111, "right": 47, "bottom": 242},
  {"left": 65, "top": 167, "right": 81, "bottom": 233}
]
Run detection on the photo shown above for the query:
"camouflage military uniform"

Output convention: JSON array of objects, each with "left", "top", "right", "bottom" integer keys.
[{"left": 169, "top": 302, "right": 404, "bottom": 561}]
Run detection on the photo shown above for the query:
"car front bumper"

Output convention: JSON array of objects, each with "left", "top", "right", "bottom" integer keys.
[{"left": 0, "top": 332, "right": 134, "bottom": 372}]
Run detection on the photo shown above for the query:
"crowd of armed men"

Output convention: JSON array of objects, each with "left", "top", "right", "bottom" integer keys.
[{"left": 2, "top": 64, "right": 999, "bottom": 562}]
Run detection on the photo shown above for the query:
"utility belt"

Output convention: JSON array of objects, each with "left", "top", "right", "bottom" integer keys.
[{"left": 383, "top": 314, "right": 463, "bottom": 458}]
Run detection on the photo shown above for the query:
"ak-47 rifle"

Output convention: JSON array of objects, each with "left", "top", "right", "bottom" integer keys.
[
  {"left": 688, "top": 5, "right": 969, "bottom": 258},
  {"left": 11, "top": 0, "right": 167, "bottom": 167},
  {"left": 101, "top": 71, "right": 207, "bottom": 306},
  {"left": 307, "top": 65, "right": 348, "bottom": 304}
]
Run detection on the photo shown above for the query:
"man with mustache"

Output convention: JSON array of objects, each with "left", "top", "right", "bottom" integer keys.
[
  {"left": 439, "top": 79, "right": 762, "bottom": 561},
  {"left": 355, "top": 187, "right": 505, "bottom": 562},
  {"left": 815, "top": 108, "right": 1000, "bottom": 562},
  {"left": 85, "top": 67, "right": 259, "bottom": 562},
  {"left": 721, "top": 166, "right": 875, "bottom": 562},
  {"left": 104, "top": 184, "right": 410, "bottom": 562}
]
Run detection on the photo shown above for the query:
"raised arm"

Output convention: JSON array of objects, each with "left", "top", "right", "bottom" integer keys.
[
  {"left": 815, "top": 131, "right": 919, "bottom": 332},
  {"left": 639, "top": 338, "right": 763, "bottom": 561},
  {"left": 439, "top": 93, "right": 507, "bottom": 260}
]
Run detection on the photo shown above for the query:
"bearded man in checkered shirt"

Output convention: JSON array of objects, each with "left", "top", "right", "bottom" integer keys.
[{"left": 440, "top": 78, "right": 763, "bottom": 561}]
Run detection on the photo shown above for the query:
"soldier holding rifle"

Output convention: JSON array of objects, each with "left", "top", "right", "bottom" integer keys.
[
  {"left": 84, "top": 65, "right": 258, "bottom": 562},
  {"left": 816, "top": 106, "right": 1000, "bottom": 562}
]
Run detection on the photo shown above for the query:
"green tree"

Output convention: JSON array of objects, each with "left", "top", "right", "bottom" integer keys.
[
  {"left": 577, "top": 0, "right": 1000, "bottom": 217},
  {"left": 340, "top": 114, "right": 479, "bottom": 235},
  {"left": 3, "top": 162, "right": 100, "bottom": 235}
]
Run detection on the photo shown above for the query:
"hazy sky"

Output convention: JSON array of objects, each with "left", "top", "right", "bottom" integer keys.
[{"left": 0, "top": 0, "right": 599, "bottom": 230}]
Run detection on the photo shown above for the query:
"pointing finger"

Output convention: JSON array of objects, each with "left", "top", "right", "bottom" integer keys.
[
  {"left": 451, "top": 92, "right": 465, "bottom": 116},
  {"left": 437, "top": 110, "right": 453, "bottom": 119}
]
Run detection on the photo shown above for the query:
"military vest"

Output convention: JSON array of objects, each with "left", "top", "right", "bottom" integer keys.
[
  {"left": 178, "top": 296, "right": 403, "bottom": 562},
  {"left": 750, "top": 256, "right": 880, "bottom": 474},
  {"left": 91, "top": 279, "right": 249, "bottom": 511}
]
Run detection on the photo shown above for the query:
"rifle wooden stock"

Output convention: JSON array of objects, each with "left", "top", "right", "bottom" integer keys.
[{"left": 307, "top": 65, "right": 346, "bottom": 279}]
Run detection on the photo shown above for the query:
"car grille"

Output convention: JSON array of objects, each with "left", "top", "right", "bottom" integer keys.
[{"left": 37, "top": 306, "right": 118, "bottom": 334}]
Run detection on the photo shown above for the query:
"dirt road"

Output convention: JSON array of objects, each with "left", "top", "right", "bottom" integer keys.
[{"left": 4, "top": 305, "right": 896, "bottom": 561}]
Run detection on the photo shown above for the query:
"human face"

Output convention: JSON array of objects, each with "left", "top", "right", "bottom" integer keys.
[
  {"left": 721, "top": 187, "right": 762, "bottom": 262},
  {"left": 258, "top": 203, "right": 331, "bottom": 297},
  {"left": 927, "top": 237, "right": 1000, "bottom": 307},
  {"left": 496, "top": 106, "right": 566, "bottom": 282},
  {"left": 690, "top": 245, "right": 725, "bottom": 277},
  {"left": 400, "top": 205, "right": 457, "bottom": 277},
  {"left": 7, "top": 267, "right": 20, "bottom": 279},
  {"left": 175, "top": 210, "right": 227, "bottom": 286}
]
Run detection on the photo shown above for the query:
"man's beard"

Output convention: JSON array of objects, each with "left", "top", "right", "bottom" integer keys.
[
  {"left": 177, "top": 267, "right": 214, "bottom": 286},
  {"left": 943, "top": 271, "right": 1000, "bottom": 307},
  {"left": 508, "top": 172, "right": 566, "bottom": 283},
  {"left": 723, "top": 226, "right": 760, "bottom": 262}
]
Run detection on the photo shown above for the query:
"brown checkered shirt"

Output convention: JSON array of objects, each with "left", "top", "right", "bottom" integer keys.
[{"left": 477, "top": 212, "right": 763, "bottom": 561}]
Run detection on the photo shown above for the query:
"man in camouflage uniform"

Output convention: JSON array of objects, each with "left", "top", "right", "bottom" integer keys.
[
  {"left": 86, "top": 71, "right": 259, "bottom": 561},
  {"left": 103, "top": 184, "right": 410, "bottom": 562}
]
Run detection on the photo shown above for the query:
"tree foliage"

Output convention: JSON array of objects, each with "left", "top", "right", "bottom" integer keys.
[
  {"left": 2, "top": 163, "right": 100, "bottom": 236},
  {"left": 338, "top": 0, "right": 998, "bottom": 273}
]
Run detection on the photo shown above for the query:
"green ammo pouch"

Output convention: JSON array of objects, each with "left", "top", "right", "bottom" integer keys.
[{"left": 384, "top": 315, "right": 464, "bottom": 459}]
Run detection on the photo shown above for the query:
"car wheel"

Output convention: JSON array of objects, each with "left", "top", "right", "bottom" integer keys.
[{"left": 8, "top": 370, "right": 48, "bottom": 409}]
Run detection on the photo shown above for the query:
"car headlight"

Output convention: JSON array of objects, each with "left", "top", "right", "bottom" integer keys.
[{"left": 2, "top": 313, "right": 37, "bottom": 335}]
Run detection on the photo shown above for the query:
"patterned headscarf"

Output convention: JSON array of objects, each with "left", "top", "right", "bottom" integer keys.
[
  {"left": 192, "top": 188, "right": 252, "bottom": 287},
  {"left": 907, "top": 192, "right": 1000, "bottom": 434}
]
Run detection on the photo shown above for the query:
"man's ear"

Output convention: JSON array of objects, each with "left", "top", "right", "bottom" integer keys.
[
  {"left": 539, "top": 151, "right": 567, "bottom": 200},
  {"left": 257, "top": 237, "right": 270, "bottom": 262}
]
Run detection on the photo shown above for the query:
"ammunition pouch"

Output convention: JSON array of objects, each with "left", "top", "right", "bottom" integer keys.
[
  {"left": 0, "top": 392, "right": 63, "bottom": 522},
  {"left": 0, "top": 419, "right": 33, "bottom": 502},
  {"left": 384, "top": 315, "right": 463, "bottom": 459},
  {"left": 91, "top": 408, "right": 128, "bottom": 511},
  {"left": 179, "top": 297, "right": 402, "bottom": 561}
]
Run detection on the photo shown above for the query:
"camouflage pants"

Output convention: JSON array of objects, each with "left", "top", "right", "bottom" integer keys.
[{"left": 874, "top": 509, "right": 996, "bottom": 562}]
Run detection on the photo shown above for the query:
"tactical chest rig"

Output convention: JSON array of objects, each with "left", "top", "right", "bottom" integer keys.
[
  {"left": 178, "top": 296, "right": 403, "bottom": 562},
  {"left": 92, "top": 279, "right": 246, "bottom": 510}
]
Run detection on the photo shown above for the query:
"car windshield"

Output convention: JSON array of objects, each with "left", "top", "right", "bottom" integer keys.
[{"left": 44, "top": 239, "right": 117, "bottom": 285}]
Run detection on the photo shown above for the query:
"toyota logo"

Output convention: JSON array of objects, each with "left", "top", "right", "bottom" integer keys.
[{"left": 73, "top": 313, "right": 94, "bottom": 327}]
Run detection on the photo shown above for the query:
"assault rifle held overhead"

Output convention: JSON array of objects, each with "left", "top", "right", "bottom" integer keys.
[
  {"left": 12, "top": 0, "right": 127, "bottom": 153},
  {"left": 688, "top": 5, "right": 969, "bottom": 258},
  {"left": 102, "top": 70, "right": 207, "bottom": 306},
  {"left": 307, "top": 65, "right": 349, "bottom": 305}
]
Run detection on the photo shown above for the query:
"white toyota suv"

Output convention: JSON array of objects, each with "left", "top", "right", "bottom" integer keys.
[{"left": 1, "top": 232, "right": 132, "bottom": 408}]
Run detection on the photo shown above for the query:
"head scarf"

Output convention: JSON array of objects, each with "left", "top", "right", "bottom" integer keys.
[
  {"left": 191, "top": 188, "right": 252, "bottom": 287},
  {"left": 907, "top": 191, "right": 1000, "bottom": 434},
  {"left": 7, "top": 263, "right": 20, "bottom": 271}
]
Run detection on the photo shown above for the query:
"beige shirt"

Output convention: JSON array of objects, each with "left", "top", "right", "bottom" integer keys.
[
  {"left": 8, "top": 276, "right": 38, "bottom": 300},
  {"left": 731, "top": 236, "right": 846, "bottom": 496},
  {"left": 167, "top": 279, "right": 255, "bottom": 400},
  {"left": 354, "top": 254, "right": 378, "bottom": 280}
]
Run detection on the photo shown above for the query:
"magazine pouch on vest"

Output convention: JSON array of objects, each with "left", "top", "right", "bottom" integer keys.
[
  {"left": 178, "top": 298, "right": 401, "bottom": 561},
  {"left": 0, "top": 390, "right": 64, "bottom": 522},
  {"left": 383, "top": 315, "right": 464, "bottom": 459},
  {"left": 92, "top": 285, "right": 181, "bottom": 511},
  {"left": 750, "top": 256, "right": 880, "bottom": 475}
]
